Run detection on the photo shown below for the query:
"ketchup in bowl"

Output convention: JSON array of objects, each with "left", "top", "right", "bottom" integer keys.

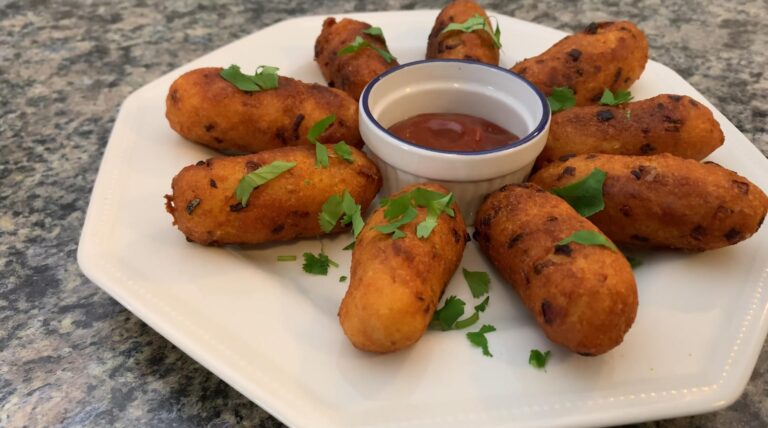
[{"left": 388, "top": 113, "right": 519, "bottom": 152}]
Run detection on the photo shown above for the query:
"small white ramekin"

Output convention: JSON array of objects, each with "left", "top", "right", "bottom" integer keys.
[{"left": 359, "top": 59, "right": 550, "bottom": 224}]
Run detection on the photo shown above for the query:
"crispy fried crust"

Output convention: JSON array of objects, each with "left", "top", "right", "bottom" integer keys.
[
  {"left": 530, "top": 154, "right": 768, "bottom": 251},
  {"left": 425, "top": 0, "right": 500, "bottom": 65},
  {"left": 165, "top": 145, "right": 382, "bottom": 245},
  {"left": 339, "top": 183, "right": 467, "bottom": 353},
  {"left": 314, "top": 18, "right": 399, "bottom": 101},
  {"left": 473, "top": 183, "right": 637, "bottom": 355},
  {"left": 511, "top": 21, "right": 648, "bottom": 105},
  {"left": 165, "top": 67, "right": 362, "bottom": 153},
  {"left": 536, "top": 94, "right": 724, "bottom": 168}
]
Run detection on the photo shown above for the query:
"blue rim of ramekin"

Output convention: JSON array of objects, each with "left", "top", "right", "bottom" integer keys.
[{"left": 360, "top": 58, "right": 551, "bottom": 156}]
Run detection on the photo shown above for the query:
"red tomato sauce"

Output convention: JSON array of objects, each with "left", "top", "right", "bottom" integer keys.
[{"left": 387, "top": 113, "right": 519, "bottom": 152}]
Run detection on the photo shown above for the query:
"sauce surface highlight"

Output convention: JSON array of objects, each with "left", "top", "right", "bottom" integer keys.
[{"left": 388, "top": 113, "right": 519, "bottom": 152}]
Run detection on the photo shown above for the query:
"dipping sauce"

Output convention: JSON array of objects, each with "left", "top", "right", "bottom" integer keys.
[{"left": 388, "top": 113, "right": 519, "bottom": 152}]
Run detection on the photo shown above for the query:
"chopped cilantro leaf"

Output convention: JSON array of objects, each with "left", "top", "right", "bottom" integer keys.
[
  {"left": 220, "top": 65, "right": 279, "bottom": 92},
  {"left": 558, "top": 230, "right": 617, "bottom": 251},
  {"left": 302, "top": 251, "right": 338, "bottom": 275},
  {"left": 318, "top": 190, "right": 365, "bottom": 237},
  {"left": 474, "top": 296, "right": 490, "bottom": 313},
  {"left": 599, "top": 88, "right": 633, "bottom": 106},
  {"left": 339, "top": 275, "right": 348, "bottom": 282},
  {"left": 277, "top": 255, "right": 296, "bottom": 262},
  {"left": 362, "top": 26, "right": 383, "bottom": 37},
  {"left": 441, "top": 13, "right": 502, "bottom": 48},
  {"left": 625, "top": 254, "right": 643, "bottom": 268},
  {"left": 529, "top": 349, "right": 551, "bottom": 369},
  {"left": 318, "top": 194, "right": 344, "bottom": 233},
  {"left": 462, "top": 268, "right": 490, "bottom": 298},
  {"left": 338, "top": 35, "right": 396, "bottom": 63},
  {"left": 453, "top": 310, "right": 480, "bottom": 330},
  {"left": 550, "top": 168, "right": 606, "bottom": 217},
  {"left": 430, "top": 296, "right": 466, "bottom": 331},
  {"left": 374, "top": 206, "right": 418, "bottom": 239},
  {"left": 234, "top": 161, "right": 296, "bottom": 206},
  {"left": 333, "top": 141, "right": 354, "bottom": 163},
  {"left": 466, "top": 324, "right": 497, "bottom": 357},
  {"left": 342, "top": 241, "right": 355, "bottom": 251},
  {"left": 307, "top": 115, "right": 336, "bottom": 168},
  {"left": 547, "top": 87, "right": 576, "bottom": 113}
]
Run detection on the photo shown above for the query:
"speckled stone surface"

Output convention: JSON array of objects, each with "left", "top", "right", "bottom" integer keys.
[{"left": 1, "top": 0, "right": 766, "bottom": 426}]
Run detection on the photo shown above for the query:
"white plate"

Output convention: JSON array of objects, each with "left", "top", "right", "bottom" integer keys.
[{"left": 78, "top": 10, "right": 768, "bottom": 428}]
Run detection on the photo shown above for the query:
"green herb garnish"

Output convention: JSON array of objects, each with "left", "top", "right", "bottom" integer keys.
[
  {"left": 430, "top": 296, "right": 466, "bottom": 331},
  {"left": 362, "top": 26, "right": 384, "bottom": 37},
  {"left": 467, "top": 324, "right": 497, "bottom": 357},
  {"left": 462, "top": 269, "right": 490, "bottom": 298},
  {"left": 333, "top": 141, "right": 354, "bottom": 163},
  {"left": 277, "top": 255, "right": 296, "bottom": 262},
  {"left": 529, "top": 349, "right": 551, "bottom": 369},
  {"left": 547, "top": 87, "right": 576, "bottom": 113},
  {"left": 307, "top": 115, "right": 353, "bottom": 168},
  {"left": 441, "top": 14, "right": 502, "bottom": 48},
  {"left": 302, "top": 251, "right": 339, "bottom": 275},
  {"left": 599, "top": 88, "right": 633, "bottom": 106},
  {"left": 318, "top": 190, "right": 365, "bottom": 238},
  {"left": 474, "top": 296, "right": 490, "bottom": 313},
  {"left": 338, "top": 35, "right": 396, "bottom": 63},
  {"left": 625, "top": 254, "right": 643, "bottom": 268},
  {"left": 550, "top": 168, "right": 606, "bottom": 217},
  {"left": 342, "top": 241, "right": 355, "bottom": 251},
  {"left": 374, "top": 206, "right": 418, "bottom": 239},
  {"left": 339, "top": 275, "right": 348, "bottom": 282},
  {"left": 376, "top": 188, "right": 455, "bottom": 240},
  {"left": 234, "top": 161, "right": 296, "bottom": 206},
  {"left": 558, "top": 230, "right": 617, "bottom": 251},
  {"left": 307, "top": 115, "right": 334, "bottom": 167},
  {"left": 220, "top": 65, "right": 279, "bottom": 92}
]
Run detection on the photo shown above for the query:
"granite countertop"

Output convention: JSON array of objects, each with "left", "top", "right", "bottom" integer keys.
[{"left": 1, "top": 0, "right": 766, "bottom": 426}]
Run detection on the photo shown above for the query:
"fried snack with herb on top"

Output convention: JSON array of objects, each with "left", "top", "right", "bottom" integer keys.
[
  {"left": 530, "top": 153, "right": 768, "bottom": 251},
  {"left": 426, "top": 0, "right": 500, "bottom": 65},
  {"left": 511, "top": 21, "right": 648, "bottom": 106},
  {"left": 535, "top": 94, "right": 724, "bottom": 168},
  {"left": 165, "top": 145, "right": 381, "bottom": 245},
  {"left": 339, "top": 183, "right": 467, "bottom": 353},
  {"left": 314, "top": 18, "right": 399, "bottom": 101},
  {"left": 166, "top": 67, "right": 362, "bottom": 154},
  {"left": 474, "top": 183, "right": 637, "bottom": 355}
]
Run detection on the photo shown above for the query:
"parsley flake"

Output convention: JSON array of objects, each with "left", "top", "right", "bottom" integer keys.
[
  {"left": 338, "top": 35, "right": 396, "bottom": 63},
  {"left": 339, "top": 275, "right": 348, "bottom": 282},
  {"left": 220, "top": 65, "right": 279, "bottom": 92},
  {"left": 307, "top": 115, "right": 336, "bottom": 168},
  {"left": 599, "top": 88, "right": 633, "bottom": 106},
  {"left": 547, "top": 87, "right": 576, "bottom": 113},
  {"left": 558, "top": 230, "right": 617, "bottom": 251},
  {"left": 441, "top": 14, "right": 502, "bottom": 48},
  {"left": 430, "top": 296, "right": 466, "bottom": 331},
  {"left": 307, "top": 115, "right": 354, "bottom": 167},
  {"left": 462, "top": 268, "right": 490, "bottom": 298},
  {"left": 474, "top": 296, "right": 490, "bottom": 313},
  {"left": 234, "top": 161, "right": 296, "bottom": 206},
  {"left": 302, "top": 251, "right": 338, "bottom": 275},
  {"left": 466, "top": 324, "right": 497, "bottom": 357},
  {"left": 374, "top": 206, "right": 418, "bottom": 239},
  {"left": 625, "top": 254, "right": 643, "bottom": 268},
  {"left": 362, "top": 26, "right": 384, "bottom": 37},
  {"left": 333, "top": 141, "right": 354, "bottom": 163},
  {"left": 550, "top": 168, "right": 606, "bottom": 217},
  {"left": 318, "top": 190, "right": 365, "bottom": 238},
  {"left": 529, "top": 349, "right": 551, "bottom": 369}
]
